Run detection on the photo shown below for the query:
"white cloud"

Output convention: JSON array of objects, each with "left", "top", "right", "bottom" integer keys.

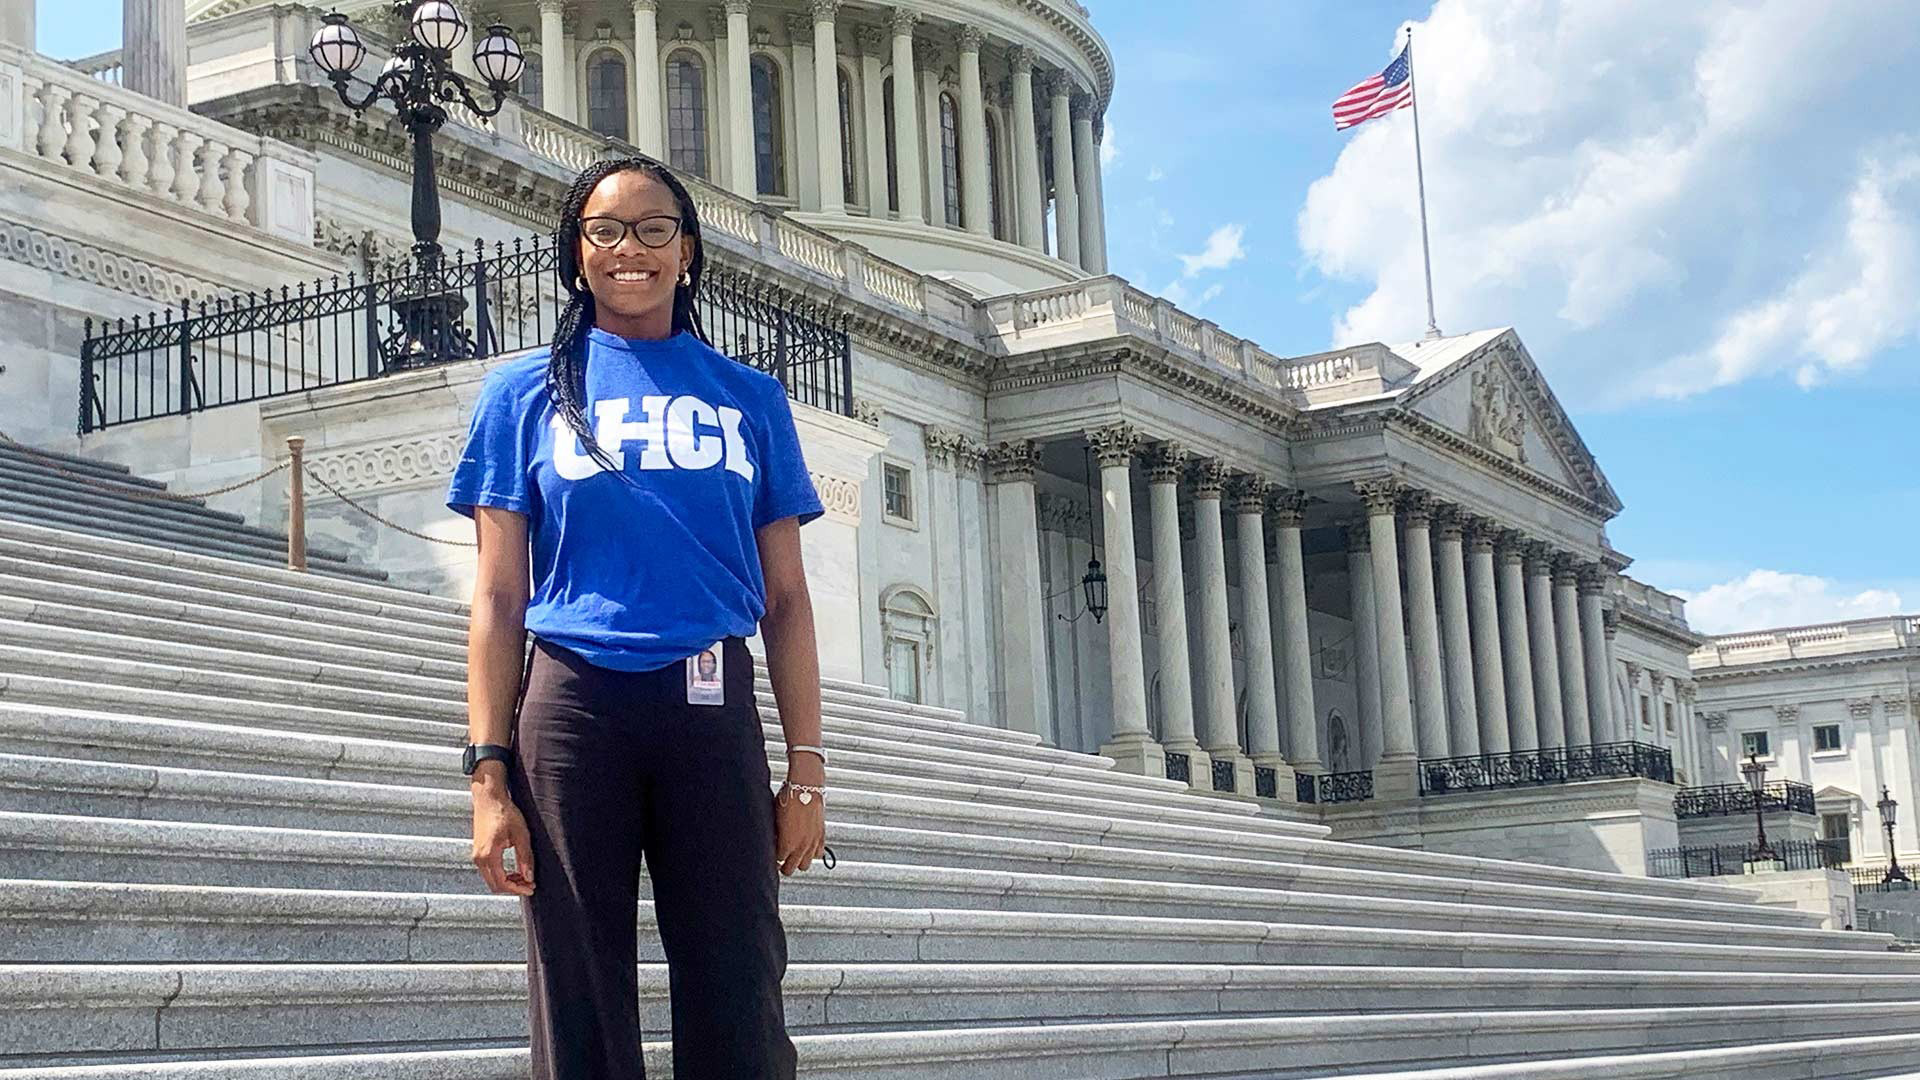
[
  {"left": 1161, "top": 279, "right": 1190, "bottom": 306},
  {"left": 1676, "top": 570, "right": 1906, "bottom": 635},
  {"left": 1297, "top": 1, "right": 1920, "bottom": 404},
  {"left": 1177, "top": 224, "right": 1247, "bottom": 277},
  {"left": 1146, "top": 166, "right": 1165, "bottom": 183},
  {"left": 1198, "top": 283, "right": 1225, "bottom": 306},
  {"left": 1101, "top": 120, "right": 1118, "bottom": 168}
]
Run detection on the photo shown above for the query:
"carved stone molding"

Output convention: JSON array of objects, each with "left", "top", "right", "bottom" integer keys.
[
  {"left": 1701, "top": 711, "right": 1727, "bottom": 732},
  {"left": 1469, "top": 364, "right": 1528, "bottom": 464},
  {"left": 306, "top": 434, "right": 465, "bottom": 498},
  {"left": 1086, "top": 423, "right": 1139, "bottom": 467},
  {"left": 1143, "top": 442, "right": 1186, "bottom": 484},
  {"left": 813, "top": 472, "right": 860, "bottom": 524},
  {"left": 1889, "top": 698, "right": 1911, "bottom": 718},
  {"left": 1266, "top": 488, "right": 1308, "bottom": 529},
  {"left": 1431, "top": 503, "right": 1465, "bottom": 542},
  {"left": 1622, "top": 661, "right": 1642, "bottom": 682},
  {"left": 958, "top": 25, "right": 985, "bottom": 51},
  {"left": 1187, "top": 458, "right": 1227, "bottom": 499},
  {"left": 1677, "top": 682, "right": 1696, "bottom": 703},
  {"left": 1464, "top": 515, "right": 1498, "bottom": 554},
  {"left": 1850, "top": 700, "right": 1876, "bottom": 720},
  {"left": 810, "top": 0, "right": 840, "bottom": 21},
  {"left": 1522, "top": 539, "right": 1557, "bottom": 573},
  {"left": 1352, "top": 477, "right": 1403, "bottom": 514},
  {"left": 987, "top": 440, "right": 1041, "bottom": 482},
  {"left": 1226, "top": 475, "right": 1269, "bottom": 516},
  {"left": 0, "top": 216, "right": 232, "bottom": 306},
  {"left": 850, "top": 398, "right": 884, "bottom": 427},
  {"left": 1602, "top": 608, "right": 1619, "bottom": 638},
  {"left": 921, "top": 425, "right": 966, "bottom": 468},
  {"left": 1006, "top": 43, "right": 1034, "bottom": 73},
  {"left": 1398, "top": 489, "right": 1434, "bottom": 528},
  {"left": 1036, "top": 492, "right": 1089, "bottom": 535},
  {"left": 888, "top": 7, "right": 919, "bottom": 34},
  {"left": 1775, "top": 703, "right": 1800, "bottom": 723},
  {"left": 853, "top": 24, "right": 887, "bottom": 53}
]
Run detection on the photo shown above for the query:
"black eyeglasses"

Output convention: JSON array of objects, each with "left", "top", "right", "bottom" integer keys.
[{"left": 578, "top": 214, "right": 683, "bottom": 250}]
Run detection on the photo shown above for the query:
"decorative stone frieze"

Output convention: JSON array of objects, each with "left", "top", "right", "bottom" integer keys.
[
  {"left": 0, "top": 217, "right": 228, "bottom": 305},
  {"left": 1036, "top": 493, "right": 1089, "bottom": 535},
  {"left": 812, "top": 472, "right": 861, "bottom": 524},
  {"left": 1775, "top": 703, "right": 1799, "bottom": 723},
  {"left": 1701, "top": 711, "right": 1727, "bottom": 731},
  {"left": 1850, "top": 700, "right": 1876, "bottom": 720},
  {"left": 1468, "top": 364, "right": 1528, "bottom": 464},
  {"left": 850, "top": 398, "right": 884, "bottom": 427},
  {"left": 306, "top": 434, "right": 464, "bottom": 497}
]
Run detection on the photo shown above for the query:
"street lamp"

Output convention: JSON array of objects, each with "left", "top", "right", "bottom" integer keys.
[
  {"left": 1879, "top": 786, "right": 1910, "bottom": 884},
  {"left": 1741, "top": 751, "right": 1777, "bottom": 864},
  {"left": 308, "top": 3, "right": 524, "bottom": 368}
]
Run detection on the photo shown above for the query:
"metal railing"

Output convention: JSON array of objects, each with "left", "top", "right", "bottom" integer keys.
[
  {"left": 1295, "top": 770, "right": 1376, "bottom": 804},
  {"left": 1674, "top": 780, "right": 1817, "bottom": 819},
  {"left": 79, "top": 235, "right": 853, "bottom": 433},
  {"left": 1419, "top": 741, "right": 1674, "bottom": 796},
  {"left": 1648, "top": 839, "right": 1847, "bottom": 879},
  {"left": 1851, "top": 866, "right": 1916, "bottom": 892}
]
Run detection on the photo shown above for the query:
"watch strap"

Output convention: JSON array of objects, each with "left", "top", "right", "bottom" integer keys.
[{"left": 463, "top": 743, "right": 513, "bottom": 776}]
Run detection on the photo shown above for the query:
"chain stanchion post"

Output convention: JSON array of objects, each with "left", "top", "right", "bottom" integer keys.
[{"left": 286, "top": 436, "right": 307, "bottom": 572}]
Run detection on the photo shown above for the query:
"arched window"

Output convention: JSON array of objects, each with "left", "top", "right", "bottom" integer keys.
[
  {"left": 666, "top": 50, "right": 709, "bottom": 178},
  {"left": 880, "top": 584, "right": 937, "bottom": 705},
  {"left": 750, "top": 55, "right": 785, "bottom": 197},
  {"left": 585, "top": 49, "right": 629, "bottom": 139},
  {"left": 837, "top": 66, "right": 858, "bottom": 206},
  {"left": 938, "top": 91, "right": 962, "bottom": 227},
  {"left": 985, "top": 110, "right": 1004, "bottom": 240},
  {"left": 881, "top": 75, "right": 898, "bottom": 213},
  {"left": 517, "top": 45, "right": 543, "bottom": 109}
]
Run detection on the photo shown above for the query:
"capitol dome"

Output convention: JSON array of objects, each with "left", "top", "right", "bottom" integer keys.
[{"left": 188, "top": 0, "right": 1114, "bottom": 295}]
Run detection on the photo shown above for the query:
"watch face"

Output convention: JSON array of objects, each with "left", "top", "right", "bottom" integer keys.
[{"left": 461, "top": 745, "right": 476, "bottom": 774}]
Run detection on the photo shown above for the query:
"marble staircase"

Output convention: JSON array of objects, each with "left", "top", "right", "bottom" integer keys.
[{"left": 0, "top": 450, "right": 1916, "bottom": 1079}]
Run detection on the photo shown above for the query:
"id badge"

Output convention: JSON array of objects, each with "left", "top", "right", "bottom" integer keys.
[{"left": 686, "top": 644, "right": 725, "bottom": 706}]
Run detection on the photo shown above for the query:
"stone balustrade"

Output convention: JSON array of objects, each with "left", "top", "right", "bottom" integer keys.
[
  {"left": 3, "top": 44, "right": 313, "bottom": 246},
  {"left": 1692, "top": 614, "right": 1920, "bottom": 669}
]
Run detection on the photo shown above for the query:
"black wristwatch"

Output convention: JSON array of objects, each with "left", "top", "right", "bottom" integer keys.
[{"left": 462, "top": 743, "right": 513, "bottom": 776}]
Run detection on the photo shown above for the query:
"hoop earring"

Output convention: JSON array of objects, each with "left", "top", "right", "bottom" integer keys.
[
  {"left": 678, "top": 269, "right": 692, "bottom": 288},
  {"left": 574, "top": 274, "right": 588, "bottom": 292}
]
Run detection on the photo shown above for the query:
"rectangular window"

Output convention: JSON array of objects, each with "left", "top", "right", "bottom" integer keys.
[
  {"left": 1640, "top": 696, "right": 1651, "bottom": 729},
  {"left": 882, "top": 462, "right": 914, "bottom": 525},
  {"left": 1822, "top": 812, "right": 1852, "bottom": 864},
  {"left": 1742, "top": 730, "right": 1771, "bottom": 759},
  {"left": 887, "top": 638, "right": 921, "bottom": 703},
  {"left": 1664, "top": 701, "right": 1675, "bottom": 732},
  {"left": 1814, "top": 724, "right": 1843, "bottom": 752}
]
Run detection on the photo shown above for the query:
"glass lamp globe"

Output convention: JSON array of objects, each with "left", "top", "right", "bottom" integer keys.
[
  {"left": 472, "top": 25, "right": 526, "bottom": 88},
  {"left": 308, "top": 12, "right": 366, "bottom": 77},
  {"left": 379, "top": 52, "right": 416, "bottom": 86},
  {"left": 411, "top": 0, "right": 467, "bottom": 52}
]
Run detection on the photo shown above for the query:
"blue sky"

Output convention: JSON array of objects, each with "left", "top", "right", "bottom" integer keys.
[{"left": 35, "top": 0, "right": 1920, "bottom": 632}]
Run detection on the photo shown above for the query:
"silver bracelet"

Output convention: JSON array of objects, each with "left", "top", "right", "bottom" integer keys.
[
  {"left": 786, "top": 744, "right": 828, "bottom": 764},
  {"left": 780, "top": 781, "right": 827, "bottom": 805}
]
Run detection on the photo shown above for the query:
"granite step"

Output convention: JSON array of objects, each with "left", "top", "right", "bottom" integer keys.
[
  {"left": 0, "top": 489, "right": 360, "bottom": 570},
  {"left": 9, "top": 879, "right": 1910, "bottom": 974},
  {"left": 0, "top": 441, "right": 146, "bottom": 482},
  {"left": 1, "top": 1002, "right": 1918, "bottom": 1079},
  {"left": 10, "top": 962, "right": 1920, "bottom": 1069},
  {"left": 0, "top": 502, "right": 385, "bottom": 584},
  {"left": 0, "top": 813, "right": 1858, "bottom": 953},
  {"left": 0, "top": 454, "right": 249, "bottom": 526},
  {"left": 0, "top": 749, "right": 1816, "bottom": 930}
]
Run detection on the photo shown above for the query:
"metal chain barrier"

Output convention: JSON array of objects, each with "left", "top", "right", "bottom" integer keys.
[
  {"left": 0, "top": 427, "right": 290, "bottom": 504},
  {"left": 301, "top": 465, "right": 478, "bottom": 549}
]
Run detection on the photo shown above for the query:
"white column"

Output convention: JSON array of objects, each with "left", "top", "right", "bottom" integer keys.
[
  {"left": 957, "top": 27, "right": 991, "bottom": 235},
  {"left": 558, "top": 12, "right": 577, "bottom": 121},
  {"left": 1355, "top": 480, "right": 1417, "bottom": 797},
  {"left": 1401, "top": 492, "right": 1449, "bottom": 760},
  {"left": 1146, "top": 444, "right": 1207, "bottom": 783},
  {"left": 887, "top": 8, "right": 924, "bottom": 223},
  {"left": 917, "top": 44, "right": 945, "bottom": 225},
  {"left": 1190, "top": 460, "right": 1250, "bottom": 791},
  {"left": 722, "top": 0, "right": 755, "bottom": 196},
  {"left": 811, "top": 0, "right": 845, "bottom": 213},
  {"left": 786, "top": 13, "right": 821, "bottom": 209},
  {"left": 122, "top": 0, "right": 187, "bottom": 106},
  {"left": 1008, "top": 47, "right": 1044, "bottom": 250},
  {"left": 1045, "top": 70, "right": 1080, "bottom": 267},
  {"left": 1552, "top": 559, "right": 1592, "bottom": 747},
  {"left": 1087, "top": 116, "right": 1110, "bottom": 271},
  {"left": 1434, "top": 508, "right": 1479, "bottom": 758},
  {"left": 1071, "top": 91, "right": 1102, "bottom": 272},
  {"left": 631, "top": 0, "right": 663, "bottom": 156},
  {"left": 1578, "top": 568, "right": 1614, "bottom": 744},
  {"left": 855, "top": 27, "right": 889, "bottom": 213},
  {"left": 1602, "top": 608, "right": 1624, "bottom": 742},
  {"left": 988, "top": 441, "right": 1051, "bottom": 739},
  {"left": 1466, "top": 521, "right": 1509, "bottom": 754},
  {"left": 539, "top": 0, "right": 567, "bottom": 119},
  {"left": 1496, "top": 533, "right": 1539, "bottom": 752},
  {"left": 1269, "top": 490, "right": 1322, "bottom": 773},
  {"left": 1347, "top": 527, "right": 1382, "bottom": 771},
  {"left": 1231, "top": 477, "right": 1283, "bottom": 769},
  {"left": 1089, "top": 425, "right": 1163, "bottom": 775},
  {"left": 1524, "top": 543, "right": 1566, "bottom": 750},
  {"left": 0, "top": 2, "right": 32, "bottom": 49}
]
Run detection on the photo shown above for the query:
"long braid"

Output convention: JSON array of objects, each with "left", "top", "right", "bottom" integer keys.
[{"left": 544, "top": 157, "right": 710, "bottom": 479}]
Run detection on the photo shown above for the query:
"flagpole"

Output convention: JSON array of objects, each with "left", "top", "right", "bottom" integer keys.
[{"left": 1406, "top": 26, "right": 1441, "bottom": 340}]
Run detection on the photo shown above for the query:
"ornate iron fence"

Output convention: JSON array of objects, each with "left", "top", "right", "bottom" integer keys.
[
  {"left": 1419, "top": 741, "right": 1673, "bottom": 796},
  {"left": 78, "top": 236, "right": 853, "bottom": 433},
  {"left": 1647, "top": 839, "right": 1847, "bottom": 879},
  {"left": 1673, "top": 780, "right": 1817, "bottom": 819},
  {"left": 1294, "top": 770, "right": 1376, "bottom": 804},
  {"left": 1852, "top": 866, "right": 1916, "bottom": 892}
]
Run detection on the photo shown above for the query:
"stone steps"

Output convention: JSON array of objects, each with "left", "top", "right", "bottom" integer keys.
[
  {"left": 0, "top": 453, "right": 248, "bottom": 525},
  {"left": 10, "top": 962, "right": 1920, "bottom": 1070},
  {"left": 3, "top": 1004, "right": 1919, "bottom": 1079},
  {"left": 0, "top": 749, "right": 1822, "bottom": 931}
]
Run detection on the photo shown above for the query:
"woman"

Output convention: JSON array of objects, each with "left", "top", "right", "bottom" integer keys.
[{"left": 447, "top": 156, "right": 828, "bottom": 1080}]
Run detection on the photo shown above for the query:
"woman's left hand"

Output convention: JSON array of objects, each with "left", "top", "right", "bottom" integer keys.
[{"left": 774, "top": 755, "right": 828, "bottom": 876}]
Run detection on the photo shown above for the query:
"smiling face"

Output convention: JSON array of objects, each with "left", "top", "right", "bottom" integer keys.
[{"left": 576, "top": 168, "right": 696, "bottom": 340}]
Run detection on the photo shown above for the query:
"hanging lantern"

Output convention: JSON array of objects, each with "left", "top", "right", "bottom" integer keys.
[{"left": 1081, "top": 556, "right": 1107, "bottom": 624}]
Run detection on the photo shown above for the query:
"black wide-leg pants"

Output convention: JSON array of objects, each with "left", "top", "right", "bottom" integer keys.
[{"left": 507, "top": 635, "right": 798, "bottom": 1080}]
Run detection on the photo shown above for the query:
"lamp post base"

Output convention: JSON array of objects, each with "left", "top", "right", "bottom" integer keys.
[{"left": 381, "top": 291, "right": 474, "bottom": 372}]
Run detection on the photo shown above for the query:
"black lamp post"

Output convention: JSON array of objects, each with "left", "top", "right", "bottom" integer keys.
[
  {"left": 1879, "top": 786, "right": 1910, "bottom": 884},
  {"left": 1741, "top": 751, "right": 1777, "bottom": 863},
  {"left": 308, "top": 2, "right": 524, "bottom": 368},
  {"left": 1054, "top": 445, "right": 1108, "bottom": 625}
]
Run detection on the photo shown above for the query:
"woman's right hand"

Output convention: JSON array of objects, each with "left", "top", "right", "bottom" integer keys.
[{"left": 471, "top": 766, "right": 535, "bottom": 896}]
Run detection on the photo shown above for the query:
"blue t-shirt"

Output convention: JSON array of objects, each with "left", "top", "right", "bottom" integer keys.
[{"left": 446, "top": 328, "right": 824, "bottom": 672}]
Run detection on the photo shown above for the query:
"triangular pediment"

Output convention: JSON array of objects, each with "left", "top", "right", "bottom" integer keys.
[{"left": 1397, "top": 331, "right": 1622, "bottom": 514}]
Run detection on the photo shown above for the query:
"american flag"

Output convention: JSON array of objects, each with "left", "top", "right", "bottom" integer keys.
[{"left": 1333, "top": 46, "right": 1413, "bottom": 131}]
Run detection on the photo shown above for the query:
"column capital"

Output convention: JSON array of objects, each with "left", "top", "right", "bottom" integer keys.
[
  {"left": 1226, "top": 475, "right": 1270, "bottom": 515},
  {"left": 987, "top": 440, "right": 1041, "bottom": 482},
  {"left": 1042, "top": 68, "right": 1078, "bottom": 98},
  {"left": 1007, "top": 43, "right": 1035, "bottom": 73},
  {"left": 1701, "top": 711, "right": 1727, "bottom": 731},
  {"left": 1399, "top": 489, "right": 1435, "bottom": 527},
  {"left": 539, "top": 0, "right": 567, "bottom": 15},
  {"left": 785, "top": 12, "right": 813, "bottom": 38},
  {"left": 1677, "top": 681, "right": 1697, "bottom": 703},
  {"left": 629, "top": 0, "right": 657, "bottom": 12},
  {"left": 888, "top": 6, "right": 919, "bottom": 34},
  {"left": 1522, "top": 539, "right": 1557, "bottom": 572},
  {"left": 922, "top": 425, "right": 967, "bottom": 468},
  {"left": 1432, "top": 503, "right": 1467, "bottom": 541},
  {"left": 1494, "top": 528, "right": 1529, "bottom": 563},
  {"left": 853, "top": 24, "right": 888, "bottom": 53},
  {"left": 1087, "top": 423, "right": 1140, "bottom": 466},
  {"left": 1849, "top": 699, "right": 1876, "bottom": 720},
  {"left": 1070, "top": 89, "right": 1095, "bottom": 120},
  {"left": 725, "top": 0, "right": 752, "bottom": 15},
  {"left": 1464, "top": 515, "right": 1499, "bottom": 553},
  {"left": 958, "top": 25, "right": 985, "bottom": 52},
  {"left": 1887, "top": 697, "right": 1911, "bottom": 718},
  {"left": 1266, "top": 488, "right": 1309, "bottom": 529},
  {"left": 1187, "top": 458, "right": 1227, "bottom": 498},
  {"left": 1143, "top": 442, "right": 1187, "bottom": 484},
  {"left": 1352, "top": 477, "right": 1404, "bottom": 515},
  {"left": 1552, "top": 554, "right": 1582, "bottom": 586},
  {"left": 1774, "top": 702, "right": 1799, "bottom": 723},
  {"left": 811, "top": 0, "right": 840, "bottom": 21},
  {"left": 1576, "top": 564, "right": 1609, "bottom": 595},
  {"left": 1622, "top": 660, "right": 1641, "bottom": 681},
  {"left": 1601, "top": 607, "right": 1619, "bottom": 638}
]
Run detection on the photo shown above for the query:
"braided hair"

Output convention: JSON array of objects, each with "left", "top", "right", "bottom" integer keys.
[{"left": 546, "top": 157, "right": 710, "bottom": 478}]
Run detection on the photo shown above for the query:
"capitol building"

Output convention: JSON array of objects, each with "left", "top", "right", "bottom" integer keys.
[{"left": 1, "top": 0, "right": 1918, "bottom": 1074}]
